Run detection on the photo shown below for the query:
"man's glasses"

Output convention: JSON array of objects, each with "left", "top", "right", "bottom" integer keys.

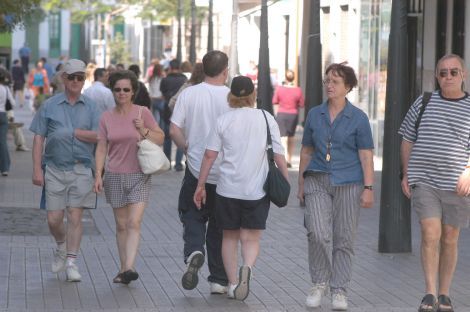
[
  {"left": 438, "top": 68, "right": 462, "bottom": 78},
  {"left": 66, "top": 74, "right": 85, "bottom": 82},
  {"left": 113, "top": 87, "right": 132, "bottom": 93}
]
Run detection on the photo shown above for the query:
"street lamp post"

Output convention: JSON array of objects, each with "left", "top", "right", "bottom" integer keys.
[
  {"left": 189, "top": 0, "right": 197, "bottom": 64},
  {"left": 378, "top": 0, "right": 412, "bottom": 253},
  {"left": 207, "top": 0, "right": 214, "bottom": 52},
  {"left": 304, "top": 0, "right": 322, "bottom": 114},
  {"left": 256, "top": 0, "right": 273, "bottom": 115},
  {"left": 176, "top": 0, "right": 183, "bottom": 62}
]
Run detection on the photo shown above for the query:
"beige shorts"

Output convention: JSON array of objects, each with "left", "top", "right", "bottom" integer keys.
[
  {"left": 44, "top": 164, "right": 96, "bottom": 210},
  {"left": 411, "top": 184, "right": 470, "bottom": 228}
]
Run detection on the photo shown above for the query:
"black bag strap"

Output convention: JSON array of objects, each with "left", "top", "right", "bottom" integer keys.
[
  {"left": 415, "top": 91, "right": 432, "bottom": 132},
  {"left": 260, "top": 109, "right": 275, "bottom": 162}
]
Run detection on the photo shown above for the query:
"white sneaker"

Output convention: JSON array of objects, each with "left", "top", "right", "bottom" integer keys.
[
  {"left": 66, "top": 263, "right": 82, "bottom": 282},
  {"left": 182, "top": 251, "right": 204, "bottom": 290},
  {"left": 51, "top": 249, "right": 67, "bottom": 273},
  {"left": 210, "top": 282, "right": 227, "bottom": 294},
  {"left": 305, "top": 284, "right": 327, "bottom": 308},
  {"left": 227, "top": 284, "right": 237, "bottom": 299},
  {"left": 331, "top": 293, "right": 348, "bottom": 311}
]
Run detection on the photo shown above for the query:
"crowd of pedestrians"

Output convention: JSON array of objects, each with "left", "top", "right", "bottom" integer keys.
[{"left": 1, "top": 49, "right": 470, "bottom": 312}]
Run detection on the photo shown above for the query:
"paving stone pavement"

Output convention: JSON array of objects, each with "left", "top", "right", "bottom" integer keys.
[{"left": 0, "top": 106, "right": 469, "bottom": 312}]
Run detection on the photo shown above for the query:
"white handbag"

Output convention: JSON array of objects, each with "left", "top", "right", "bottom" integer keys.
[{"left": 136, "top": 107, "right": 170, "bottom": 175}]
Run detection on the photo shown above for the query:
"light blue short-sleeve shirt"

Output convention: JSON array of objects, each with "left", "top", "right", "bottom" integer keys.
[
  {"left": 301, "top": 101, "right": 374, "bottom": 185},
  {"left": 30, "top": 92, "right": 99, "bottom": 170}
]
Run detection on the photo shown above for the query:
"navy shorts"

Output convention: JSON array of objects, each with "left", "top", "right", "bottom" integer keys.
[{"left": 215, "top": 194, "right": 270, "bottom": 230}]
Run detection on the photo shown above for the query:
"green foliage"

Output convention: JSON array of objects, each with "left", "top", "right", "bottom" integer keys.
[
  {"left": 109, "top": 32, "right": 130, "bottom": 65},
  {"left": 0, "top": 0, "right": 42, "bottom": 32}
]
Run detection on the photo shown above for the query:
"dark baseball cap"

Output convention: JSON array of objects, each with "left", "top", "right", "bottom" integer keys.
[{"left": 230, "top": 76, "right": 254, "bottom": 97}]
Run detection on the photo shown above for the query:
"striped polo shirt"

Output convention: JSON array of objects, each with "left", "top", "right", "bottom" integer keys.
[{"left": 399, "top": 91, "right": 470, "bottom": 191}]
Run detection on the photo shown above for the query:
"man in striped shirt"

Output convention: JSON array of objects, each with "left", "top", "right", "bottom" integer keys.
[{"left": 399, "top": 54, "right": 470, "bottom": 312}]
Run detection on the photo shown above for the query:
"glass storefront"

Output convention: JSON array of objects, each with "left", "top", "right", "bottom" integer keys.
[{"left": 358, "top": 0, "right": 391, "bottom": 156}]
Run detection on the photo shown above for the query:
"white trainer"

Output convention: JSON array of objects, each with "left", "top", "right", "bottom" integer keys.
[
  {"left": 51, "top": 249, "right": 67, "bottom": 273},
  {"left": 227, "top": 284, "right": 237, "bottom": 299},
  {"left": 66, "top": 263, "right": 82, "bottom": 282},
  {"left": 210, "top": 282, "right": 227, "bottom": 294},
  {"left": 305, "top": 284, "right": 327, "bottom": 308},
  {"left": 332, "top": 293, "right": 348, "bottom": 311}
]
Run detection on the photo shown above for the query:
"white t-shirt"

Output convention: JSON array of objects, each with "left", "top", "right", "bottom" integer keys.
[
  {"left": 171, "top": 82, "right": 231, "bottom": 183},
  {"left": 206, "top": 107, "right": 284, "bottom": 200},
  {"left": 83, "top": 81, "right": 115, "bottom": 116}
]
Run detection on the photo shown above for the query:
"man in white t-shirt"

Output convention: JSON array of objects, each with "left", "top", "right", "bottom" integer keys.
[{"left": 170, "top": 51, "right": 230, "bottom": 294}]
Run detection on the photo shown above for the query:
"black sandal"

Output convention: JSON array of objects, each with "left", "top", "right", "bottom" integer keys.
[
  {"left": 437, "top": 295, "right": 454, "bottom": 312},
  {"left": 419, "top": 294, "right": 438, "bottom": 312},
  {"left": 120, "top": 270, "right": 139, "bottom": 285}
]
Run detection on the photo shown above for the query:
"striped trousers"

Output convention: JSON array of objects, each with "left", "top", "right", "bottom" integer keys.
[{"left": 304, "top": 173, "right": 362, "bottom": 294}]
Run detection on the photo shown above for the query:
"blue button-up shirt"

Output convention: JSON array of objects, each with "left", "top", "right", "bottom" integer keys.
[
  {"left": 301, "top": 100, "right": 374, "bottom": 185},
  {"left": 30, "top": 92, "right": 99, "bottom": 170}
]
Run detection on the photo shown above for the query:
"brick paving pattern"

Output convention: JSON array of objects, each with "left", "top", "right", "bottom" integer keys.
[{"left": 0, "top": 107, "right": 469, "bottom": 311}]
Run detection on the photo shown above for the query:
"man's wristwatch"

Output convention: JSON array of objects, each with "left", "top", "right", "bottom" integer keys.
[{"left": 364, "top": 185, "right": 373, "bottom": 190}]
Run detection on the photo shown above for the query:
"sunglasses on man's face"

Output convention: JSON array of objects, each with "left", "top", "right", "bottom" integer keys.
[
  {"left": 438, "top": 68, "right": 462, "bottom": 78},
  {"left": 113, "top": 87, "right": 132, "bottom": 93},
  {"left": 66, "top": 74, "right": 85, "bottom": 82}
]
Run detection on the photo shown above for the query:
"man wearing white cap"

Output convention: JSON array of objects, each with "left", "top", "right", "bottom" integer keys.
[{"left": 30, "top": 59, "right": 100, "bottom": 282}]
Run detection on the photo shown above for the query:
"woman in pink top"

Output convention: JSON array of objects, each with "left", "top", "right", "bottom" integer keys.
[
  {"left": 272, "top": 70, "right": 304, "bottom": 167},
  {"left": 94, "top": 70, "right": 164, "bottom": 285}
]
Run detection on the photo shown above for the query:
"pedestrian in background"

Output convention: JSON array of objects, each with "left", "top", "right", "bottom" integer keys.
[
  {"left": 298, "top": 63, "right": 374, "bottom": 310},
  {"left": 93, "top": 70, "right": 164, "bottom": 285},
  {"left": 170, "top": 50, "right": 230, "bottom": 294},
  {"left": 30, "top": 59, "right": 99, "bottom": 282},
  {"left": 28, "top": 60, "right": 50, "bottom": 97},
  {"left": 83, "top": 68, "right": 115, "bottom": 116},
  {"left": 399, "top": 54, "right": 470, "bottom": 312},
  {"left": 161, "top": 59, "right": 187, "bottom": 171},
  {"left": 128, "top": 64, "right": 151, "bottom": 109},
  {"left": 168, "top": 62, "right": 204, "bottom": 112},
  {"left": 194, "top": 76, "right": 287, "bottom": 300},
  {"left": 148, "top": 63, "right": 165, "bottom": 125},
  {"left": 83, "top": 62, "right": 96, "bottom": 92},
  {"left": 19, "top": 44, "right": 31, "bottom": 74},
  {"left": 50, "top": 63, "right": 65, "bottom": 94},
  {"left": 11, "top": 59, "right": 25, "bottom": 107},
  {"left": 0, "top": 73, "right": 15, "bottom": 176},
  {"left": 272, "top": 69, "right": 304, "bottom": 168}
]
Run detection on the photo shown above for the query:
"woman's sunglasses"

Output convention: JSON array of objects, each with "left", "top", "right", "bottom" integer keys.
[
  {"left": 438, "top": 68, "right": 461, "bottom": 78},
  {"left": 66, "top": 74, "right": 85, "bottom": 82},
  {"left": 113, "top": 88, "right": 132, "bottom": 93}
]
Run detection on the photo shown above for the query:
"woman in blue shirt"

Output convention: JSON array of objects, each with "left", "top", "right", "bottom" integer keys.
[{"left": 298, "top": 63, "right": 374, "bottom": 310}]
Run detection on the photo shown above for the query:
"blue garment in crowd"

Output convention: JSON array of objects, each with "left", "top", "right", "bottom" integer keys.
[{"left": 301, "top": 100, "right": 374, "bottom": 185}]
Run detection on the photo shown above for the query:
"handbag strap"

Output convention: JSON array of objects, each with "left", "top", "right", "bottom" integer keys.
[
  {"left": 137, "top": 106, "right": 144, "bottom": 141},
  {"left": 260, "top": 109, "right": 274, "bottom": 162}
]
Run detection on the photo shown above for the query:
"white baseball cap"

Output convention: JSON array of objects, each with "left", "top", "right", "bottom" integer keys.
[{"left": 63, "top": 59, "right": 86, "bottom": 74}]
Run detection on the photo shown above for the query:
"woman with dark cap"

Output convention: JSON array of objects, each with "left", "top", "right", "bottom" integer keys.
[{"left": 193, "top": 76, "right": 288, "bottom": 301}]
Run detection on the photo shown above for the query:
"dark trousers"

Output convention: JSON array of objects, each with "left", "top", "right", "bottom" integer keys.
[
  {"left": 0, "top": 113, "right": 10, "bottom": 173},
  {"left": 163, "top": 121, "right": 183, "bottom": 168},
  {"left": 178, "top": 167, "right": 228, "bottom": 286},
  {"left": 20, "top": 56, "right": 29, "bottom": 74}
]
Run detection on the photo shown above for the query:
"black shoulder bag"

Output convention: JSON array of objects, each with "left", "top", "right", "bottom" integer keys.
[{"left": 260, "top": 109, "right": 291, "bottom": 207}]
